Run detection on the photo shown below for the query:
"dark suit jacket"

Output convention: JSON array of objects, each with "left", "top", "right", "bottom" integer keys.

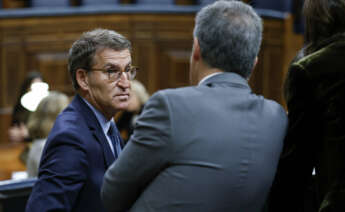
[
  {"left": 26, "top": 94, "right": 117, "bottom": 212},
  {"left": 101, "top": 72, "right": 288, "bottom": 212}
]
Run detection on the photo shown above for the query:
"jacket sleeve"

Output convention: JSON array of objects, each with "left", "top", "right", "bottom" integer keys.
[
  {"left": 101, "top": 91, "right": 172, "bottom": 212},
  {"left": 268, "top": 64, "right": 317, "bottom": 211},
  {"left": 26, "top": 133, "right": 88, "bottom": 212}
]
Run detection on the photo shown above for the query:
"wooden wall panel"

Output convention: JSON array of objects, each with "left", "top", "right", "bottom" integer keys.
[
  {"left": 0, "top": 109, "right": 11, "bottom": 144},
  {"left": 0, "top": 12, "right": 303, "bottom": 145},
  {"left": 160, "top": 49, "right": 190, "bottom": 89},
  {"left": 3, "top": 45, "right": 27, "bottom": 108},
  {"left": 249, "top": 15, "right": 302, "bottom": 106},
  {"left": 34, "top": 52, "right": 72, "bottom": 94},
  {"left": 130, "top": 14, "right": 194, "bottom": 93},
  {"left": 132, "top": 41, "right": 157, "bottom": 93}
]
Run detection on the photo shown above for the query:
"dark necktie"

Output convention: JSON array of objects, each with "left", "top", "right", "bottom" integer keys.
[{"left": 108, "top": 122, "right": 122, "bottom": 159}]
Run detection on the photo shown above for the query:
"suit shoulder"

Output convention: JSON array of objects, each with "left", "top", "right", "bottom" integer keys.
[
  {"left": 56, "top": 105, "right": 87, "bottom": 128},
  {"left": 152, "top": 86, "right": 200, "bottom": 100},
  {"left": 262, "top": 98, "right": 288, "bottom": 121},
  {"left": 47, "top": 107, "right": 90, "bottom": 144}
]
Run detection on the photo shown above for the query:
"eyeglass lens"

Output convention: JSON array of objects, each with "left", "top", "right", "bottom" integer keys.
[{"left": 108, "top": 66, "right": 137, "bottom": 81}]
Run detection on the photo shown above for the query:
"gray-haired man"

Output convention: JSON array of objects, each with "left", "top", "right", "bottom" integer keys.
[{"left": 101, "top": 1, "right": 287, "bottom": 211}]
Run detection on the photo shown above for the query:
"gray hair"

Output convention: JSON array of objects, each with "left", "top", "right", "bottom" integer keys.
[
  {"left": 68, "top": 28, "right": 132, "bottom": 90},
  {"left": 194, "top": 0, "right": 262, "bottom": 78}
]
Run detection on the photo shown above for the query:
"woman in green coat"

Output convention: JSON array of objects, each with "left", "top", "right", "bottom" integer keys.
[{"left": 269, "top": 0, "right": 345, "bottom": 211}]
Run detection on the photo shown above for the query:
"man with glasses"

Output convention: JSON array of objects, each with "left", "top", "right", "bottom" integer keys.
[
  {"left": 101, "top": 1, "right": 287, "bottom": 212},
  {"left": 26, "top": 28, "right": 137, "bottom": 212}
]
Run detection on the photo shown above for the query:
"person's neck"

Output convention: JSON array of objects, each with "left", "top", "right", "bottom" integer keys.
[
  {"left": 79, "top": 91, "right": 114, "bottom": 121},
  {"left": 197, "top": 67, "right": 223, "bottom": 84}
]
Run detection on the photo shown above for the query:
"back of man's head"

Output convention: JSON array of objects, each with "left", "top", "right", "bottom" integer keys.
[{"left": 194, "top": 0, "right": 262, "bottom": 78}]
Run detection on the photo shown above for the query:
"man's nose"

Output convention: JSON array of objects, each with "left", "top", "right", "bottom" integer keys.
[{"left": 117, "top": 73, "right": 130, "bottom": 88}]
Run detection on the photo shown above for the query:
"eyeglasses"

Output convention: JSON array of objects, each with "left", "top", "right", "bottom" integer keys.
[{"left": 88, "top": 66, "right": 138, "bottom": 82}]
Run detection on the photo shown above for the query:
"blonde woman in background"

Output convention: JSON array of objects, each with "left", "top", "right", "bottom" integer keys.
[
  {"left": 117, "top": 80, "right": 150, "bottom": 143},
  {"left": 26, "top": 91, "right": 69, "bottom": 178}
]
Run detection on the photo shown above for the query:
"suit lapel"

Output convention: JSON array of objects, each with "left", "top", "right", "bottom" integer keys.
[
  {"left": 72, "top": 95, "right": 115, "bottom": 167},
  {"left": 92, "top": 130, "right": 115, "bottom": 167}
]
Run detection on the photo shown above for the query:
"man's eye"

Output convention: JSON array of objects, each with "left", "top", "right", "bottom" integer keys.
[{"left": 124, "top": 68, "right": 130, "bottom": 73}]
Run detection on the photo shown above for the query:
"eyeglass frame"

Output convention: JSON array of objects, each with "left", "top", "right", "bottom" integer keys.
[{"left": 85, "top": 65, "right": 138, "bottom": 82}]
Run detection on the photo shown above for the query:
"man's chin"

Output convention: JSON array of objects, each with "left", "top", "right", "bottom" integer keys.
[{"left": 114, "top": 103, "right": 130, "bottom": 111}]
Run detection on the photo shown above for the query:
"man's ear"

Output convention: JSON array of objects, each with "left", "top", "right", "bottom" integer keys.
[
  {"left": 192, "top": 37, "right": 201, "bottom": 61},
  {"left": 251, "top": 57, "right": 258, "bottom": 73},
  {"left": 76, "top": 68, "right": 89, "bottom": 90},
  {"left": 247, "top": 57, "right": 259, "bottom": 80}
]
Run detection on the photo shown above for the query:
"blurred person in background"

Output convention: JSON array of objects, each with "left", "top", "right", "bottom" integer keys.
[
  {"left": 117, "top": 79, "right": 149, "bottom": 143},
  {"left": 269, "top": 0, "right": 345, "bottom": 211},
  {"left": 8, "top": 71, "right": 43, "bottom": 143},
  {"left": 26, "top": 91, "right": 69, "bottom": 178}
]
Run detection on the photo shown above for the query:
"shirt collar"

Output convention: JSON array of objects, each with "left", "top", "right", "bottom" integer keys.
[
  {"left": 81, "top": 97, "right": 113, "bottom": 135},
  {"left": 198, "top": 72, "right": 223, "bottom": 86}
]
